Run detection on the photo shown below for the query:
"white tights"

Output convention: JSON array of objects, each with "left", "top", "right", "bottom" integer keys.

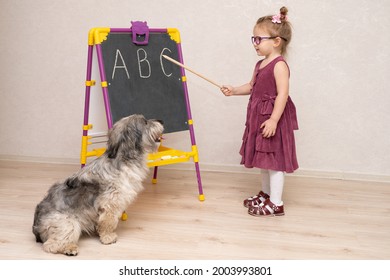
[{"left": 261, "top": 169, "right": 284, "bottom": 206}]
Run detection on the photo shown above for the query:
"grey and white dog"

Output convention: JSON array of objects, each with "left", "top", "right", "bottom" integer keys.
[{"left": 33, "top": 114, "right": 164, "bottom": 256}]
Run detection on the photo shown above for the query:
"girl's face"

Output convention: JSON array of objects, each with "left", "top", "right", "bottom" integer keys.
[{"left": 252, "top": 25, "right": 275, "bottom": 57}]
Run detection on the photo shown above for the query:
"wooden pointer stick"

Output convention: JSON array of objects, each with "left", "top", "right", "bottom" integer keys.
[{"left": 162, "top": 55, "right": 222, "bottom": 88}]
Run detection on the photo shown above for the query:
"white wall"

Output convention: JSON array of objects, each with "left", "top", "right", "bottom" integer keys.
[{"left": 0, "top": 0, "right": 389, "bottom": 180}]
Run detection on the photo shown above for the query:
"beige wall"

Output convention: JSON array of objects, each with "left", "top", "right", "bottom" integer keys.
[{"left": 0, "top": 0, "right": 389, "bottom": 180}]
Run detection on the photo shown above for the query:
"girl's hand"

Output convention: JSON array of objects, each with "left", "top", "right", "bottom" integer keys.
[
  {"left": 260, "top": 118, "right": 278, "bottom": 138},
  {"left": 221, "top": 85, "right": 234, "bottom": 96}
]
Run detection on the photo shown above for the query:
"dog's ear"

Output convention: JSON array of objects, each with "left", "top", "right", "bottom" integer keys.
[
  {"left": 106, "top": 119, "right": 127, "bottom": 159},
  {"left": 123, "top": 120, "right": 144, "bottom": 159},
  {"left": 106, "top": 128, "right": 121, "bottom": 159},
  {"left": 106, "top": 116, "right": 145, "bottom": 159},
  {"left": 132, "top": 119, "right": 144, "bottom": 152}
]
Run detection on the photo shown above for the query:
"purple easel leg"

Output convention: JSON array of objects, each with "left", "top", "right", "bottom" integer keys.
[
  {"left": 95, "top": 44, "right": 113, "bottom": 129},
  {"left": 81, "top": 45, "right": 94, "bottom": 168},
  {"left": 194, "top": 162, "right": 203, "bottom": 194},
  {"left": 152, "top": 166, "right": 158, "bottom": 184},
  {"left": 176, "top": 43, "right": 204, "bottom": 200}
]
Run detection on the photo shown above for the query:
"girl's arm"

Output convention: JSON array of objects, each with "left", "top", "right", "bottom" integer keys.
[
  {"left": 220, "top": 83, "right": 252, "bottom": 96},
  {"left": 260, "top": 61, "right": 290, "bottom": 138}
]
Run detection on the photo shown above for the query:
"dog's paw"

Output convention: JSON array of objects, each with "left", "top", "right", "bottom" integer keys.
[
  {"left": 100, "top": 233, "right": 118, "bottom": 245},
  {"left": 43, "top": 241, "right": 79, "bottom": 256},
  {"left": 43, "top": 240, "right": 60, "bottom": 254},
  {"left": 63, "top": 244, "right": 79, "bottom": 256}
]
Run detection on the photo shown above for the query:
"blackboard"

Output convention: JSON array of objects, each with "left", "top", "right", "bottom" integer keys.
[{"left": 100, "top": 31, "right": 189, "bottom": 133}]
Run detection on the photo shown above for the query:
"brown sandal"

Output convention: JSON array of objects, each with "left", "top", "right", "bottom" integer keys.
[
  {"left": 248, "top": 199, "right": 285, "bottom": 217},
  {"left": 243, "top": 191, "right": 270, "bottom": 208}
]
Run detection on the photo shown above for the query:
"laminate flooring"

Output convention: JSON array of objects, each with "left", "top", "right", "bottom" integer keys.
[{"left": 0, "top": 160, "right": 389, "bottom": 260}]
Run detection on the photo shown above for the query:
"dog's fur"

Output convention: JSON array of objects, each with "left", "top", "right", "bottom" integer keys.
[{"left": 32, "top": 114, "right": 164, "bottom": 256}]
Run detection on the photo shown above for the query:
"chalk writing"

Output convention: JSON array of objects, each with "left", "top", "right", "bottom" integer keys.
[
  {"left": 160, "top": 48, "right": 173, "bottom": 77},
  {"left": 111, "top": 48, "right": 175, "bottom": 80},
  {"left": 112, "top": 49, "right": 130, "bottom": 80},
  {"left": 137, "top": 48, "right": 151, "bottom": 79}
]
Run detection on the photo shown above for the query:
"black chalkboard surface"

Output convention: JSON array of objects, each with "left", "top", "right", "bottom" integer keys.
[{"left": 100, "top": 32, "right": 188, "bottom": 133}]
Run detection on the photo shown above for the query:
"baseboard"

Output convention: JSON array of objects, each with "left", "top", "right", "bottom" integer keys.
[
  {"left": 161, "top": 162, "right": 390, "bottom": 183},
  {"left": 290, "top": 168, "right": 390, "bottom": 183},
  {"left": 0, "top": 155, "right": 389, "bottom": 183},
  {"left": 0, "top": 154, "right": 80, "bottom": 165}
]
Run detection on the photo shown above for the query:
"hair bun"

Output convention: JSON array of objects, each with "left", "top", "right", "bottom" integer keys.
[{"left": 280, "top": 6, "right": 288, "bottom": 20}]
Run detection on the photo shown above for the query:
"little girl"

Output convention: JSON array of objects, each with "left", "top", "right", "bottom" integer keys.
[{"left": 221, "top": 7, "right": 298, "bottom": 217}]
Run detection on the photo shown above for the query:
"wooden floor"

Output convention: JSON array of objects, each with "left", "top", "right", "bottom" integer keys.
[{"left": 0, "top": 160, "right": 389, "bottom": 260}]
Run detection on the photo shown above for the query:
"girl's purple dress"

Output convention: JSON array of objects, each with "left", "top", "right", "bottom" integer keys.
[{"left": 240, "top": 56, "right": 299, "bottom": 173}]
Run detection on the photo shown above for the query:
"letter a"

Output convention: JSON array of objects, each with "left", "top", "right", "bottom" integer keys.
[{"left": 112, "top": 50, "right": 130, "bottom": 79}]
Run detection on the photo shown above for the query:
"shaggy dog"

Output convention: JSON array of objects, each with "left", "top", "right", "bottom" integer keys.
[{"left": 32, "top": 114, "right": 164, "bottom": 256}]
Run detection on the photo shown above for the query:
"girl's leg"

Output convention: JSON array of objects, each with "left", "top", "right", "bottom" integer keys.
[
  {"left": 243, "top": 169, "right": 270, "bottom": 208},
  {"left": 247, "top": 170, "right": 285, "bottom": 216},
  {"left": 260, "top": 169, "right": 270, "bottom": 195},
  {"left": 269, "top": 170, "right": 285, "bottom": 206}
]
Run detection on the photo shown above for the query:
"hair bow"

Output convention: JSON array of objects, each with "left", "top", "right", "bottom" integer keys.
[{"left": 272, "top": 14, "right": 287, "bottom": 23}]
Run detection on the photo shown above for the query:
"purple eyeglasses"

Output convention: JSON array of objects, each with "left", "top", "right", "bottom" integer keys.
[{"left": 251, "top": 36, "right": 287, "bottom": 45}]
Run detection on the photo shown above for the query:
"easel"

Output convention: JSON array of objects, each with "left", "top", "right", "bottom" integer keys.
[{"left": 80, "top": 22, "right": 204, "bottom": 201}]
